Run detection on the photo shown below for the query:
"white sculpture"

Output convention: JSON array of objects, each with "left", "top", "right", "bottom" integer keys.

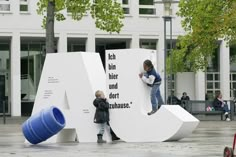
[
  {"left": 28, "top": 50, "right": 199, "bottom": 143},
  {"left": 30, "top": 52, "right": 108, "bottom": 143},
  {"left": 106, "top": 49, "right": 199, "bottom": 142}
]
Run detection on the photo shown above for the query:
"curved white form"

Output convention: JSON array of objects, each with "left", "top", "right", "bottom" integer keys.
[
  {"left": 110, "top": 105, "right": 199, "bottom": 142},
  {"left": 106, "top": 49, "right": 199, "bottom": 142}
]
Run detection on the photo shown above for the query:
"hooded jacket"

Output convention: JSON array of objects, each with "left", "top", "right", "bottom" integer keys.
[{"left": 93, "top": 98, "right": 110, "bottom": 123}]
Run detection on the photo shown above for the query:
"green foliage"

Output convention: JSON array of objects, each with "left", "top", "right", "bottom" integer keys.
[
  {"left": 37, "top": 0, "right": 124, "bottom": 33},
  {"left": 170, "top": 0, "right": 236, "bottom": 73},
  {"left": 66, "top": 0, "right": 91, "bottom": 20},
  {"left": 91, "top": 0, "right": 124, "bottom": 33}
]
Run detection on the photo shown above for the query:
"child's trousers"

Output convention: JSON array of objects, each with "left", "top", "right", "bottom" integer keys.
[
  {"left": 150, "top": 83, "right": 162, "bottom": 110},
  {"left": 98, "top": 123, "right": 106, "bottom": 135}
]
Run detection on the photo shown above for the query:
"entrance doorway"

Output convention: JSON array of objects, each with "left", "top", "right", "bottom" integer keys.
[{"left": 20, "top": 40, "right": 45, "bottom": 116}]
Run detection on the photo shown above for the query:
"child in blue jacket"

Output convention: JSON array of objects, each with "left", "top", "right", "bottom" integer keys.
[{"left": 139, "top": 60, "right": 163, "bottom": 115}]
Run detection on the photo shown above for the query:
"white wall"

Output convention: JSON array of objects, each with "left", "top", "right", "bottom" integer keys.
[
  {"left": 0, "top": 1, "right": 184, "bottom": 38},
  {"left": 176, "top": 72, "right": 195, "bottom": 100}
]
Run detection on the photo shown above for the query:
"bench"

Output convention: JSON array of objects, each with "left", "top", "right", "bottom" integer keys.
[
  {"left": 181, "top": 100, "right": 234, "bottom": 121},
  {"left": 191, "top": 111, "right": 224, "bottom": 120}
]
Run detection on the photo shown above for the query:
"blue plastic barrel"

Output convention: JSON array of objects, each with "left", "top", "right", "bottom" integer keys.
[{"left": 22, "top": 106, "right": 66, "bottom": 144}]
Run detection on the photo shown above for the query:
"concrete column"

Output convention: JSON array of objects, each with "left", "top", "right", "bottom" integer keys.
[
  {"left": 58, "top": 32, "right": 67, "bottom": 53},
  {"left": 157, "top": 33, "right": 165, "bottom": 102},
  {"left": 157, "top": 15, "right": 166, "bottom": 102},
  {"left": 129, "top": 0, "right": 139, "bottom": 49},
  {"left": 195, "top": 71, "right": 205, "bottom": 100},
  {"left": 86, "top": 33, "right": 95, "bottom": 52},
  {"left": 130, "top": 0, "right": 139, "bottom": 18},
  {"left": 130, "top": 33, "right": 139, "bottom": 48},
  {"left": 220, "top": 40, "right": 230, "bottom": 99},
  {"left": 11, "top": 32, "right": 21, "bottom": 116},
  {"left": 11, "top": 0, "right": 19, "bottom": 14}
]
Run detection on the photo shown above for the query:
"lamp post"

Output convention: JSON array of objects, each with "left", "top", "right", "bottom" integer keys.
[{"left": 155, "top": 0, "right": 178, "bottom": 104}]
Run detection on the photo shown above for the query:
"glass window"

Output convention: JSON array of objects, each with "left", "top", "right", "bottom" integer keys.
[
  {"left": 140, "top": 40, "right": 157, "bottom": 50},
  {"left": 233, "top": 74, "right": 236, "bottom": 80},
  {"left": 139, "top": 0, "right": 155, "bottom": 15},
  {"left": 20, "top": 39, "right": 58, "bottom": 115},
  {"left": 233, "top": 82, "right": 236, "bottom": 89},
  {"left": 230, "top": 45, "right": 236, "bottom": 72},
  {"left": 20, "top": 4, "right": 28, "bottom": 12},
  {"left": 21, "top": 42, "right": 45, "bottom": 102},
  {"left": 207, "top": 82, "right": 213, "bottom": 89},
  {"left": 215, "top": 74, "right": 219, "bottom": 80},
  {"left": 118, "top": 0, "right": 129, "bottom": 15},
  {"left": 215, "top": 82, "right": 220, "bottom": 89},
  {"left": 0, "top": 43, "right": 9, "bottom": 50},
  {"left": 68, "top": 44, "right": 85, "bottom": 52},
  {"left": 139, "top": 0, "right": 153, "bottom": 5},
  {"left": 0, "top": 0, "right": 10, "bottom": 12},
  {"left": 0, "top": 42, "right": 10, "bottom": 114},
  {"left": 67, "top": 38, "right": 86, "bottom": 52},
  {"left": 123, "top": 8, "right": 129, "bottom": 14},
  {"left": 207, "top": 74, "right": 213, "bottom": 80},
  {"left": 206, "top": 72, "right": 220, "bottom": 99},
  {"left": 207, "top": 46, "right": 220, "bottom": 72},
  {"left": 20, "top": 0, "right": 28, "bottom": 12},
  {"left": 139, "top": 8, "right": 155, "bottom": 15},
  {"left": 122, "top": 0, "right": 128, "bottom": 4},
  {"left": 229, "top": 45, "right": 236, "bottom": 97},
  {"left": 230, "top": 72, "right": 236, "bottom": 97},
  {"left": 206, "top": 90, "right": 214, "bottom": 100}
]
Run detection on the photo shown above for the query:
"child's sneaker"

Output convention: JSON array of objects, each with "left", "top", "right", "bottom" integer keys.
[
  {"left": 224, "top": 112, "right": 229, "bottom": 115},
  {"left": 147, "top": 109, "right": 157, "bottom": 116},
  {"left": 226, "top": 118, "right": 231, "bottom": 121}
]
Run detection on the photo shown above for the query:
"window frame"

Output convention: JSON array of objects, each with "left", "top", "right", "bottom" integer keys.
[
  {"left": 139, "top": 0, "right": 156, "bottom": 16},
  {"left": 0, "top": 0, "right": 11, "bottom": 13},
  {"left": 20, "top": 0, "right": 29, "bottom": 13}
]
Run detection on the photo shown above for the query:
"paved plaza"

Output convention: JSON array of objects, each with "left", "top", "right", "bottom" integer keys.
[{"left": 0, "top": 118, "right": 235, "bottom": 157}]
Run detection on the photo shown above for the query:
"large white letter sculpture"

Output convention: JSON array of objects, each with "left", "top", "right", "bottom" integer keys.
[
  {"left": 29, "top": 50, "right": 199, "bottom": 144},
  {"left": 106, "top": 49, "right": 199, "bottom": 142},
  {"left": 29, "top": 52, "right": 110, "bottom": 143}
]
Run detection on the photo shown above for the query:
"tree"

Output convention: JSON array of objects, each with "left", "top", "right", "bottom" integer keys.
[
  {"left": 169, "top": 0, "right": 236, "bottom": 73},
  {"left": 37, "top": 0, "right": 124, "bottom": 54}
]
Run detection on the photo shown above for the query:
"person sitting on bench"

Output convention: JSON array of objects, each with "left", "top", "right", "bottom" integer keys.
[{"left": 212, "top": 91, "right": 230, "bottom": 121}]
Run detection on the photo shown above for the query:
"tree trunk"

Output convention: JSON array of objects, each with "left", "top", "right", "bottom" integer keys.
[{"left": 46, "top": 0, "right": 55, "bottom": 53}]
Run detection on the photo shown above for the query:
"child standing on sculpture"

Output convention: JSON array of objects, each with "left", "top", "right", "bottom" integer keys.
[
  {"left": 93, "top": 90, "right": 120, "bottom": 143},
  {"left": 139, "top": 60, "right": 163, "bottom": 115}
]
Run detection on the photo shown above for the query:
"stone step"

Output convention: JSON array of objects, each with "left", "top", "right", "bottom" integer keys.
[{"left": 0, "top": 116, "right": 29, "bottom": 125}]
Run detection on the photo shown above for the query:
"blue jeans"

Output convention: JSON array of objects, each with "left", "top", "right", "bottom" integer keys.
[
  {"left": 150, "top": 83, "right": 162, "bottom": 110},
  {"left": 157, "top": 90, "right": 164, "bottom": 106},
  {"left": 223, "top": 104, "right": 230, "bottom": 113}
]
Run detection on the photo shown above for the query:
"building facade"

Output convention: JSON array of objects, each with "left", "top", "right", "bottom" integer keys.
[{"left": 0, "top": 0, "right": 235, "bottom": 116}]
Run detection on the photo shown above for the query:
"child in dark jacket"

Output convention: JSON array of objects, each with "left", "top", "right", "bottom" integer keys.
[{"left": 93, "top": 90, "right": 120, "bottom": 143}]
